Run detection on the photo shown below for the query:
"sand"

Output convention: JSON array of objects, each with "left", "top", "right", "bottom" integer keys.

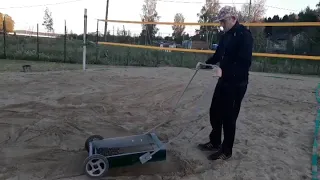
[{"left": 0, "top": 67, "right": 317, "bottom": 180}]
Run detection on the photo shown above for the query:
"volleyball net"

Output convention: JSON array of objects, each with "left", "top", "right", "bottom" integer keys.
[{"left": 82, "top": 11, "right": 320, "bottom": 74}]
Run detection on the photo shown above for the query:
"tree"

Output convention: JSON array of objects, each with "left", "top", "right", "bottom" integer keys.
[
  {"left": 263, "top": 4, "right": 320, "bottom": 55},
  {"left": 196, "top": 0, "right": 220, "bottom": 46},
  {"left": 0, "top": 13, "right": 15, "bottom": 32},
  {"left": 172, "top": 13, "right": 185, "bottom": 43},
  {"left": 237, "top": 0, "right": 267, "bottom": 53},
  {"left": 115, "top": 25, "right": 133, "bottom": 43},
  {"left": 238, "top": 0, "right": 266, "bottom": 22},
  {"left": 140, "top": 0, "right": 160, "bottom": 45},
  {"left": 42, "top": 7, "right": 54, "bottom": 32}
]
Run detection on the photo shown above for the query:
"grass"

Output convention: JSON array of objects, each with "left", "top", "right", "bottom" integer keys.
[{"left": 0, "top": 35, "right": 320, "bottom": 75}]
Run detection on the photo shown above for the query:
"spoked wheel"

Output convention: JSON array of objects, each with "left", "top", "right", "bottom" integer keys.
[
  {"left": 85, "top": 135, "right": 103, "bottom": 152},
  {"left": 83, "top": 154, "right": 109, "bottom": 178}
]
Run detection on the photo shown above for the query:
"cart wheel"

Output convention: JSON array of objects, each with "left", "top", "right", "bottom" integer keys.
[
  {"left": 85, "top": 135, "right": 103, "bottom": 152},
  {"left": 83, "top": 154, "right": 109, "bottom": 178}
]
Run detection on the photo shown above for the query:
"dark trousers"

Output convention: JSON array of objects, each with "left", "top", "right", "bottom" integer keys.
[{"left": 209, "top": 78, "right": 248, "bottom": 155}]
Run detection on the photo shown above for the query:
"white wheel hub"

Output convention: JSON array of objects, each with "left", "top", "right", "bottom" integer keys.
[{"left": 85, "top": 158, "right": 107, "bottom": 177}]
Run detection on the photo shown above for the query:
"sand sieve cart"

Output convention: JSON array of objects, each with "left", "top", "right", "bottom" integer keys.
[{"left": 82, "top": 63, "right": 221, "bottom": 178}]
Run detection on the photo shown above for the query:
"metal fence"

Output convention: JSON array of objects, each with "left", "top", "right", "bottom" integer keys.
[
  {"left": 0, "top": 20, "right": 84, "bottom": 64},
  {"left": 1, "top": 17, "right": 320, "bottom": 75}
]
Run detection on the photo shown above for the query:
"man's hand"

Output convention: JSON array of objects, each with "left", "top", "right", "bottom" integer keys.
[
  {"left": 195, "top": 62, "right": 222, "bottom": 77},
  {"left": 212, "top": 67, "right": 222, "bottom": 77},
  {"left": 196, "top": 62, "right": 205, "bottom": 70}
]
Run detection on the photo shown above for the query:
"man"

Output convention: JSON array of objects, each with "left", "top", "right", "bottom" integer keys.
[{"left": 197, "top": 6, "right": 253, "bottom": 161}]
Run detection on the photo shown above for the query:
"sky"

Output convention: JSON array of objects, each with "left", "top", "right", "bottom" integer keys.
[{"left": 1, "top": 0, "right": 319, "bottom": 36}]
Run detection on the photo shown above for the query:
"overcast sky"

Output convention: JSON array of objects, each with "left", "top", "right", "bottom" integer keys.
[{"left": 1, "top": 0, "right": 319, "bottom": 35}]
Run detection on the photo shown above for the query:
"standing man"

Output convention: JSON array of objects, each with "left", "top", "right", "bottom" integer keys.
[{"left": 197, "top": 6, "right": 253, "bottom": 161}]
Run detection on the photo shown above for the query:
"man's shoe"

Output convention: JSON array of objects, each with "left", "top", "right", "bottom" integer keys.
[
  {"left": 207, "top": 149, "right": 232, "bottom": 160},
  {"left": 197, "top": 142, "right": 220, "bottom": 151}
]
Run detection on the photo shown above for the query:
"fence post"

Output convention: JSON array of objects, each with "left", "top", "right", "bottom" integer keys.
[
  {"left": 262, "top": 58, "right": 266, "bottom": 72},
  {"left": 83, "top": 9, "right": 87, "bottom": 70},
  {"left": 289, "top": 59, "right": 293, "bottom": 74},
  {"left": 126, "top": 47, "right": 130, "bottom": 66},
  {"left": 95, "top": 19, "right": 99, "bottom": 62},
  {"left": 3, "top": 16, "right": 6, "bottom": 59},
  {"left": 180, "top": 52, "right": 183, "bottom": 67},
  {"left": 64, "top": 20, "right": 67, "bottom": 63},
  {"left": 37, "top": 23, "right": 39, "bottom": 60}
]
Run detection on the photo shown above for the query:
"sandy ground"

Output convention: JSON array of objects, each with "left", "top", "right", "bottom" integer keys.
[{"left": 0, "top": 67, "right": 318, "bottom": 180}]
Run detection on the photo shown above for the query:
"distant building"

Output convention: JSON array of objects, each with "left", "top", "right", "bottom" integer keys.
[
  {"left": 211, "top": 44, "right": 218, "bottom": 50},
  {"left": 266, "top": 34, "right": 289, "bottom": 53},
  {"left": 266, "top": 33, "right": 306, "bottom": 53},
  {"left": 160, "top": 42, "right": 176, "bottom": 52},
  {"left": 182, "top": 40, "right": 218, "bottom": 50},
  {"left": 182, "top": 40, "right": 192, "bottom": 49}
]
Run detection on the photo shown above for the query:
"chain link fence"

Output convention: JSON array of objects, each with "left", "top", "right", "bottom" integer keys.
[{"left": 1, "top": 17, "right": 320, "bottom": 75}]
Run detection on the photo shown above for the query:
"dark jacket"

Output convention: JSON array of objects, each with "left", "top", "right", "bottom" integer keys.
[{"left": 205, "top": 21, "right": 253, "bottom": 84}]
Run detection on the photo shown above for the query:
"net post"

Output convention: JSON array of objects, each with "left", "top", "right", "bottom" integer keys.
[{"left": 83, "top": 8, "right": 87, "bottom": 71}]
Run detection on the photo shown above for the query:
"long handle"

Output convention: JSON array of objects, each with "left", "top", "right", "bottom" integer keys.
[
  {"left": 174, "top": 69, "right": 199, "bottom": 108},
  {"left": 144, "top": 69, "right": 199, "bottom": 134}
]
